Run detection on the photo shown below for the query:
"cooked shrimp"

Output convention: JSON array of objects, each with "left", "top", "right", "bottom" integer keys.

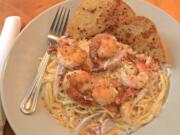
[
  {"left": 81, "top": 57, "right": 94, "bottom": 71},
  {"left": 92, "top": 77, "right": 120, "bottom": 105},
  {"left": 48, "top": 36, "right": 76, "bottom": 52},
  {"left": 58, "top": 36, "right": 76, "bottom": 47},
  {"left": 57, "top": 37, "right": 88, "bottom": 69},
  {"left": 62, "top": 70, "right": 96, "bottom": 106},
  {"left": 89, "top": 33, "right": 127, "bottom": 71},
  {"left": 92, "top": 86, "right": 117, "bottom": 106},
  {"left": 134, "top": 54, "right": 160, "bottom": 71},
  {"left": 120, "top": 60, "right": 149, "bottom": 89}
]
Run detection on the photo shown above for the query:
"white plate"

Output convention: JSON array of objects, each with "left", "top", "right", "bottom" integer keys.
[{"left": 1, "top": 0, "right": 180, "bottom": 135}]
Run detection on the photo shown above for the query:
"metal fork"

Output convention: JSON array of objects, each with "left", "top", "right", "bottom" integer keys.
[{"left": 20, "top": 7, "right": 70, "bottom": 114}]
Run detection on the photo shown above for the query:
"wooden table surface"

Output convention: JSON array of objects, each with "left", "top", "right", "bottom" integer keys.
[{"left": 0, "top": 0, "right": 180, "bottom": 135}]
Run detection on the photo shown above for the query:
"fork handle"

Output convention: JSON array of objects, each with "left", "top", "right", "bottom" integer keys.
[{"left": 20, "top": 52, "right": 50, "bottom": 114}]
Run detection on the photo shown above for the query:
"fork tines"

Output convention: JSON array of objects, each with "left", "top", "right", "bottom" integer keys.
[{"left": 50, "top": 7, "right": 70, "bottom": 36}]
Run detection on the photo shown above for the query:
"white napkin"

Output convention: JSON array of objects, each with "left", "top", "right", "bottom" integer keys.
[{"left": 0, "top": 16, "right": 21, "bottom": 134}]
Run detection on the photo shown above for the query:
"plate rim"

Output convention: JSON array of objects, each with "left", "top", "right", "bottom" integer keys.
[{"left": 1, "top": 0, "right": 180, "bottom": 135}]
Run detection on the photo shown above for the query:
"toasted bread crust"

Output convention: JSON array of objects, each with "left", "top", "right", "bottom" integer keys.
[
  {"left": 111, "top": 0, "right": 135, "bottom": 25},
  {"left": 108, "top": 16, "right": 167, "bottom": 64},
  {"left": 67, "top": 1, "right": 167, "bottom": 64},
  {"left": 67, "top": 0, "right": 135, "bottom": 40},
  {"left": 67, "top": 0, "right": 117, "bottom": 39}
]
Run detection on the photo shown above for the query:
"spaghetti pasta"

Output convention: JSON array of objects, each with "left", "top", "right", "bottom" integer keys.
[{"left": 41, "top": 36, "right": 169, "bottom": 135}]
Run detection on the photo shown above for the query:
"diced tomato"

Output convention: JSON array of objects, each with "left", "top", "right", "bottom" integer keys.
[{"left": 115, "top": 88, "right": 139, "bottom": 104}]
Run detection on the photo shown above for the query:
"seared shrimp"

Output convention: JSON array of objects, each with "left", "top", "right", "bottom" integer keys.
[
  {"left": 63, "top": 71, "right": 121, "bottom": 106},
  {"left": 89, "top": 33, "right": 127, "bottom": 71},
  {"left": 62, "top": 70, "right": 96, "bottom": 106},
  {"left": 120, "top": 56, "right": 149, "bottom": 89},
  {"left": 57, "top": 37, "right": 88, "bottom": 70},
  {"left": 135, "top": 54, "right": 160, "bottom": 71},
  {"left": 58, "top": 36, "right": 76, "bottom": 46},
  {"left": 92, "top": 77, "right": 120, "bottom": 105}
]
